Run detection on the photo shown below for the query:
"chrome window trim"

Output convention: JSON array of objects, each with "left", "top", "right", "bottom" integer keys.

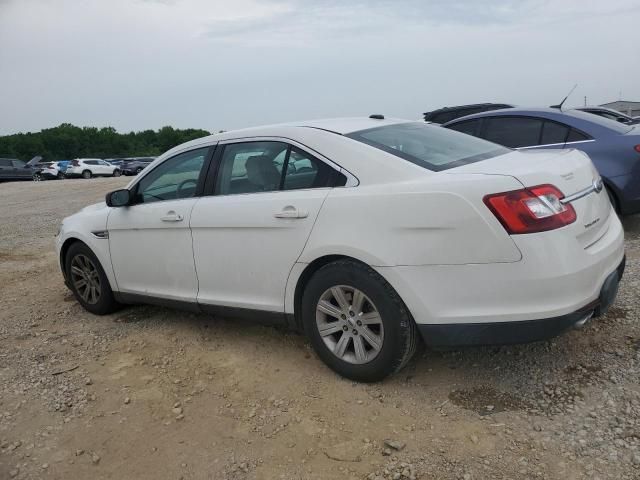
[{"left": 516, "top": 139, "right": 596, "bottom": 150}]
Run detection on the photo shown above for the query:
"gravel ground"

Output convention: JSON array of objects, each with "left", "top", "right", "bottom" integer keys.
[{"left": 0, "top": 177, "right": 639, "bottom": 480}]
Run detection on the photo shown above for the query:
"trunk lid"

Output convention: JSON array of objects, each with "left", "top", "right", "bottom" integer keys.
[{"left": 449, "top": 149, "right": 612, "bottom": 248}]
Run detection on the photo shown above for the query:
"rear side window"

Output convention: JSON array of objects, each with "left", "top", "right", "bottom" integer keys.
[
  {"left": 283, "top": 147, "right": 343, "bottom": 190},
  {"left": 566, "top": 129, "right": 590, "bottom": 142},
  {"left": 347, "top": 122, "right": 509, "bottom": 171},
  {"left": 215, "top": 141, "right": 345, "bottom": 195},
  {"left": 483, "top": 117, "right": 543, "bottom": 148},
  {"left": 540, "top": 121, "right": 569, "bottom": 145}
]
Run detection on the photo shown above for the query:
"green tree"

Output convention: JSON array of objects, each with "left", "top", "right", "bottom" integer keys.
[{"left": 0, "top": 124, "right": 211, "bottom": 161}]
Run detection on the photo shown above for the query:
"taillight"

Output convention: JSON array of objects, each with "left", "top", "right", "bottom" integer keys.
[
  {"left": 484, "top": 184, "right": 576, "bottom": 234},
  {"left": 634, "top": 145, "right": 640, "bottom": 154}
]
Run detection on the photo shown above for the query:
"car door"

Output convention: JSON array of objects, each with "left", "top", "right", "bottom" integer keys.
[
  {"left": 190, "top": 140, "right": 345, "bottom": 313},
  {"left": 0, "top": 159, "right": 14, "bottom": 179},
  {"left": 107, "top": 146, "right": 213, "bottom": 303},
  {"left": 11, "top": 160, "right": 32, "bottom": 178},
  {"left": 96, "top": 160, "right": 111, "bottom": 175}
]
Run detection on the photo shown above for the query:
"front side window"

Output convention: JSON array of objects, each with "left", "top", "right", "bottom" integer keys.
[
  {"left": 483, "top": 117, "right": 543, "bottom": 148},
  {"left": 12, "top": 160, "right": 26, "bottom": 168},
  {"left": 347, "top": 122, "right": 509, "bottom": 171},
  {"left": 134, "top": 147, "right": 208, "bottom": 204},
  {"left": 446, "top": 119, "right": 482, "bottom": 137}
]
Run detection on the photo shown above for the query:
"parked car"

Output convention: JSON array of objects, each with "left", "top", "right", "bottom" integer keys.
[
  {"left": 423, "top": 103, "right": 513, "bottom": 124},
  {"left": 0, "top": 157, "right": 35, "bottom": 181},
  {"left": 575, "top": 106, "right": 640, "bottom": 125},
  {"left": 57, "top": 116, "right": 624, "bottom": 381},
  {"left": 65, "top": 159, "right": 122, "bottom": 179},
  {"left": 443, "top": 108, "right": 640, "bottom": 215},
  {"left": 121, "top": 157, "right": 155, "bottom": 176},
  {"left": 33, "top": 161, "right": 64, "bottom": 181}
]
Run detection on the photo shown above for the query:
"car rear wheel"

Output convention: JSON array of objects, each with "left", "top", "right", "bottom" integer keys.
[
  {"left": 301, "top": 259, "right": 418, "bottom": 382},
  {"left": 65, "top": 242, "right": 121, "bottom": 315},
  {"left": 82, "top": 170, "right": 92, "bottom": 179},
  {"left": 136, "top": 167, "right": 143, "bottom": 174},
  {"left": 57, "top": 172, "right": 65, "bottom": 180},
  {"left": 32, "top": 173, "right": 42, "bottom": 182},
  {"left": 113, "top": 169, "right": 121, "bottom": 177}
]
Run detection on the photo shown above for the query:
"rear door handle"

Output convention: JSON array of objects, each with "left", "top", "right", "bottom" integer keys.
[
  {"left": 161, "top": 211, "right": 183, "bottom": 222},
  {"left": 274, "top": 206, "right": 308, "bottom": 219}
]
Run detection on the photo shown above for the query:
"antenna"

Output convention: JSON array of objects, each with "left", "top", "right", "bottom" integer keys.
[{"left": 550, "top": 84, "right": 577, "bottom": 110}]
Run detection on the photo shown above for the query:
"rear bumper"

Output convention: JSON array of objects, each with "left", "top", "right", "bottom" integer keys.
[{"left": 418, "top": 257, "right": 625, "bottom": 347}]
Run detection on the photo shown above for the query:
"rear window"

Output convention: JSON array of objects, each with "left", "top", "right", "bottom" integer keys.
[{"left": 346, "top": 122, "right": 509, "bottom": 171}]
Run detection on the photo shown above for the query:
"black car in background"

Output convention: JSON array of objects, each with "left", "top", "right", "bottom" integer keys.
[
  {"left": 423, "top": 103, "right": 513, "bottom": 124},
  {"left": 0, "top": 157, "right": 38, "bottom": 181},
  {"left": 121, "top": 157, "right": 155, "bottom": 175}
]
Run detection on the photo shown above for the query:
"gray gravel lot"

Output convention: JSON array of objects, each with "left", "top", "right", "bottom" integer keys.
[{"left": 0, "top": 177, "right": 639, "bottom": 480}]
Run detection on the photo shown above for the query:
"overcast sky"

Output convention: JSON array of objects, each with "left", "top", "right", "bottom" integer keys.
[{"left": 1, "top": 0, "right": 639, "bottom": 135}]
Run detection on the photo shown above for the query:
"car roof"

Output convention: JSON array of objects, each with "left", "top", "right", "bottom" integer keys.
[
  {"left": 444, "top": 107, "right": 632, "bottom": 137},
  {"left": 423, "top": 103, "right": 513, "bottom": 115},
  {"left": 222, "top": 117, "right": 411, "bottom": 137}
]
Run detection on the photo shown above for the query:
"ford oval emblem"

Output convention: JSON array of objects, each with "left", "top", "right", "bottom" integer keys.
[{"left": 593, "top": 178, "right": 604, "bottom": 193}]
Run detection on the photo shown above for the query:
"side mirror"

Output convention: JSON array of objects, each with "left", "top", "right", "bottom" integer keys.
[{"left": 106, "top": 189, "right": 132, "bottom": 207}]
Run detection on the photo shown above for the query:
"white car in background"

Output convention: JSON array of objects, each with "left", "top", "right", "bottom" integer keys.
[
  {"left": 56, "top": 117, "right": 625, "bottom": 381},
  {"left": 65, "top": 158, "right": 122, "bottom": 179}
]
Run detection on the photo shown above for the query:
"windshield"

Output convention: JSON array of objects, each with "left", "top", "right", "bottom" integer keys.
[{"left": 347, "top": 122, "right": 509, "bottom": 171}]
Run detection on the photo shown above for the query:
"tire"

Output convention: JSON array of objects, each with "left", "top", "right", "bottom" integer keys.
[
  {"left": 65, "top": 242, "right": 121, "bottom": 315},
  {"left": 136, "top": 167, "right": 143, "bottom": 174},
  {"left": 33, "top": 173, "right": 42, "bottom": 182},
  {"left": 113, "top": 169, "right": 121, "bottom": 177},
  {"left": 301, "top": 259, "right": 418, "bottom": 382},
  {"left": 57, "top": 172, "right": 65, "bottom": 180},
  {"left": 82, "top": 170, "right": 92, "bottom": 179}
]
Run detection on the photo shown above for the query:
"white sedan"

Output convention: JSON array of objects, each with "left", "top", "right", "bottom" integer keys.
[{"left": 56, "top": 117, "right": 625, "bottom": 381}]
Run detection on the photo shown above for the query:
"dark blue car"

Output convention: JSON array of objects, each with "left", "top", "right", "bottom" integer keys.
[{"left": 443, "top": 108, "right": 640, "bottom": 215}]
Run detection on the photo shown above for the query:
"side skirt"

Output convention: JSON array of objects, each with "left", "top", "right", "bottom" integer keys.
[{"left": 113, "top": 292, "right": 290, "bottom": 327}]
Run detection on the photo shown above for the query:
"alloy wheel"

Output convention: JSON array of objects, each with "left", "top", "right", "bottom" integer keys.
[
  {"left": 70, "top": 254, "right": 101, "bottom": 305},
  {"left": 315, "top": 285, "right": 384, "bottom": 364}
]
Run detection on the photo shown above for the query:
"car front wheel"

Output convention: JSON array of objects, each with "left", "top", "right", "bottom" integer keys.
[
  {"left": 82, "top": 170, "right": 92, "bottom": 179},
  {"left": 301, "top": 259, "right": 418, "bottom": 382},
  {"left": 113, "top": 169, "right": 121, "bottom": 177},
  {"left": 65, "top": 242, "right": 120, "bottom": 315}
]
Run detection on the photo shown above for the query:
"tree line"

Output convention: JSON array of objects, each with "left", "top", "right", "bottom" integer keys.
[{"left": 0, "top": 124, "right": 211, "bottom": 161}]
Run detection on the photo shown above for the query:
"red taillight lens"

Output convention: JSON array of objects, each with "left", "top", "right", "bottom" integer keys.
[
  {"left": 484, "top": 184, "right": 576, "bottom": 234},
  {"left": 634, "top": 144, "right": 640, "bottom": 154}
]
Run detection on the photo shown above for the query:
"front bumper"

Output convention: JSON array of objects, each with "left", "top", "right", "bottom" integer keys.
[{"left": 418, "top": 257, "right": 625, "bottom": 348}]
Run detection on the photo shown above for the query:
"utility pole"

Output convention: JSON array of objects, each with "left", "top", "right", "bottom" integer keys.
[{"left": 584, "top": 96, "right": 587, "bottom": 106}]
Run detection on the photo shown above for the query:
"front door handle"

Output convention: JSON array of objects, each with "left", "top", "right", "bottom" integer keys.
[
  {"left": 274, "top": 206, "right": 308, "bottom": 219},
  {"left": 161, "top": 211, "right": 183, "bottom": 222}
]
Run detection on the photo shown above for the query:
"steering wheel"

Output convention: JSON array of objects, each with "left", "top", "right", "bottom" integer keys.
[{"left": 176, "top": 178, "right": 198, "bottom": 198}]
